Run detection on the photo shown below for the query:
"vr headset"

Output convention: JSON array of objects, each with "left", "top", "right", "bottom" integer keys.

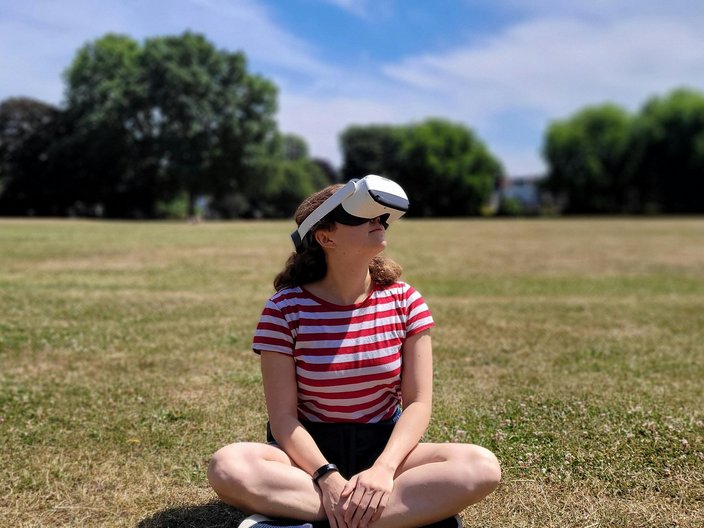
[{"left": 291, "top": 174, "right": 409, "bottom": 252}]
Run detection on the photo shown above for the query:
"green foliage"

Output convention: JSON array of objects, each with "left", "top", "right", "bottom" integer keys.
[
  {"left": 281, "top": 134, "right": 309, "bottom": 161},
  {"left": 398, "top": 119, "right": 502, "bottom": 216},
  {"left": 134, "top": 33, "right": 279, "bottom": 216},
  {"left": 341, "top": 119, "right": 503, "bottom": 216},
  {"left": 8, "top": 32, "right": 704, "bottom": 219},
  {"left": 630, "top": 88, "right": 704, "bottom": 213},
  {"left": 64, "top": 34, "right": 142, "bottom": 122},
  {"left": 59, "top": 34, "right": 151, "bottom": 217},
  {"left": 0, "top": 98, "right": 75, "bottom": 215},
  {"left": 205, "top": 133, "right": 331, "bottom": 219},
  {"left": 340, "top": 125, "right": 404, "bottom": 181},
  {"left": 155, "top": 192, "right": 190, "bottom": 220},
  {"left": 543, "top": 104, "right": 634, "bottom": 213},
  {"left": 497, "top": 196, "right": 524, "bottom": 216},
  {"left": 543, "top": 87, "right": 704, "bottom": 214},
  {"left": 262, "top": 158, "right": 330, "bottom": 218},
  {"left": 311, "top": 157, "right": 340, "bottom": 183},
  {"left": 1, "top": 32, "right": 280, "bottom": 218},
  {"left": 0, "top": 98, "right": 59, "bottom": 171}
]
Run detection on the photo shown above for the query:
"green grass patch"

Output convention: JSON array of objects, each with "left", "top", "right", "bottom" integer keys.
[{"left": 1, "top": 218, "right": 703, "bottom": 527}]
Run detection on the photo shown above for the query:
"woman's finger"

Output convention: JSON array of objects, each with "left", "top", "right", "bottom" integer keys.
[
  {"left": 344, "top": 485, "right": 369, "bottom": 522},
  {"left": 371, "top": 492, "right": 390, "bottom": 523},
  {"left": 336, "top": 491, "right": 353, "bottom": 527},
  {"left": 341, "top": 478, "right": 357, "bottom": 499},
  {"left": 346, "top": 487, "right": 374, "bottom": 527},
  {"left": 359, "top": 492, "right": 383, "bottom": 528},
  {"left": 350, "top": 491, "right": 376, "bottom": 528},
  {"left": 326, "top": 509, "right": 338, "bottom": 528},
  {"left": 334, "top": 510, "right": 348, "bottom": 528}
]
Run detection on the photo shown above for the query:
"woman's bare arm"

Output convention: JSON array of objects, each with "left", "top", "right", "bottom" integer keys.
[{"left": 261, "top": 350, "right": 328, "bottom": 473}]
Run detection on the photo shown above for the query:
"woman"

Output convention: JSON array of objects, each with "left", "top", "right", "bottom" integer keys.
[{"left": 208, "top": 177, "right": 501, "bottom": 528}]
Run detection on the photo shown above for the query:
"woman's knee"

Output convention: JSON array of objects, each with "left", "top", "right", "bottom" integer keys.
[
  {"left": 463, "top": 445, "right": 501, "bottom": 496},
  {"left": 207, "top": 443, "right": 260, "bottom": 500},
  {"left": 440, "top": 443, "right": 501, "bottom": 499}
]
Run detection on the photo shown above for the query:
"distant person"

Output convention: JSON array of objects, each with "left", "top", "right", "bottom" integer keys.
[{"left": 208, "top": 176, "right": 501, "bottom": 528}]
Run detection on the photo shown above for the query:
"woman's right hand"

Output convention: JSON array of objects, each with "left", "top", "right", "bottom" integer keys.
[{"left": 317, "top": 471, "right": 350, "bottom": 528}]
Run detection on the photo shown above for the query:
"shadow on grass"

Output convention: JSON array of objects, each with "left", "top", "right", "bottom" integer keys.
[{"left": 138, "top": 500, "right": 246, "bottom": 528}]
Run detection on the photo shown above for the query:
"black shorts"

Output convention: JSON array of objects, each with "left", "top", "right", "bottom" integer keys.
[{"left": 267, "top": 418, "right": 398, "bottom": 479}]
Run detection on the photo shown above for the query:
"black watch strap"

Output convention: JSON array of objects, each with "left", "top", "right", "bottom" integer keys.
[{"left": 313, "top": 463, "right": 339, "bottom": 483}]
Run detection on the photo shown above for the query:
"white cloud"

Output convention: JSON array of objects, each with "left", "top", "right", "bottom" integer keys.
[
  {"left": 277, "top": 93, "right": 400, "bottom": 164},
  {"left": 315, "top": 0, "right": 394, "bottom": 19},
  {"left": 466, "top": 0, "right": 704, "bottom": 21},
  {"left": 276, "top": 2, "right": 704, "bottom": 173},
  {"left": 384, "top": 16, "right": 704, "bottom": 114},
  {"left": 317, "top": 0, "right": 370, "bottom": 17},
  {"left": 3, "top": 0, "right": 704, "bottom": 175},
  {"left": 0, "top": 1, "right": 131, "bottom": 104},
  {"left": 183, "top": 0, "right": 334, "bottom": 77},
  {"left": 259, "top": 8, "right": 704, "bottom": 174},
  {"left": 0, "top": 0, "right": 334, "bottom": 105},
  {"left": 376, "top": 14, "right": 704, "bottom": 173}
]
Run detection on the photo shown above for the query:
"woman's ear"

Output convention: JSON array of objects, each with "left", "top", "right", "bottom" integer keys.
[{"left": 314, "top": 228, "right": 336, "bottom": 249}]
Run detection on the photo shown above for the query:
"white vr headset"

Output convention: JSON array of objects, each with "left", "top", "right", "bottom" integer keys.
[{"left": 291, "top": 174, "right": 409, "bottom": 252}]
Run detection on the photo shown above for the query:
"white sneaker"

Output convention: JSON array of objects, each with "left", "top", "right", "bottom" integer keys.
[{"left": 238, "top": 514, "right": 314, "bottom": 528}]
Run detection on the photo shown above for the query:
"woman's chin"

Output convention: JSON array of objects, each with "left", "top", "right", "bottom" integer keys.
[{"left": 374, "top": 240, "right": 388, "bottom": 253}]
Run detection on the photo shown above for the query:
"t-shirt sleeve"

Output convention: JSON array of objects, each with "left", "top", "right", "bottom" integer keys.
[
  {"left": 252, "top": 298, "right": 294, "bottom": 356},
  {"left": 404, "top": 284, "right": 435, "bottom": 337}
]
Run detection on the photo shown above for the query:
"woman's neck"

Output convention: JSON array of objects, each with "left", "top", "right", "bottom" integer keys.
[{"left": 310, "top": 258, "right": 373, "bottom": 306}]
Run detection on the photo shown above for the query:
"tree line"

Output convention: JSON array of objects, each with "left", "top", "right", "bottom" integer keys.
[
  {"left": 1, "top": 31, "right": 703, "bottom": 218},
  {"left": 543, "top": 89, "right": 704, "bottom": 214},
  {"left": 0, "top": 33, "right": 332, "bottom": 219}
]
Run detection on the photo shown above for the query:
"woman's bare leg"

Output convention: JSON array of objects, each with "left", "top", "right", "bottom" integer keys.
[
  {"left": 372, "top": 443, "right": 500, "bottom": 528},
  {"left": 208, "top": 442, "right": 500, "bottom": 527},
  {"left": 207, "top": 442, "right": 327, "bottom": 520}
]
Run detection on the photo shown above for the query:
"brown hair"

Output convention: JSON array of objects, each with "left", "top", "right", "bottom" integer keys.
[{"left": 273, "top": 184, "right": 403, "bottom": 291}]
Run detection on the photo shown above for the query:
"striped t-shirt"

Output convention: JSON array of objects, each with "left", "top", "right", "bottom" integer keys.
[{"left": 252, "top": 281, "right": 434, "bottom": 423}]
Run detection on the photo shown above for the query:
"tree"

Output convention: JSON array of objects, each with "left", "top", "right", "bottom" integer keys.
[
  {"left": 0, "top": 98, "right": 56, "bottom": 173},
  {"left": 62, "top": 32, "right": 279, "bottom": 217},
  {"left": 312, "top": 157, "right": 340, "bottom": 183},
  {"left": 0, "top": 98, "right": 70, "bottom": 215},
  {"left": 258, "top": 135, "right": 331, "bottom": 218},
  {"left": 63, "top": 34, "right": 160, "bottom": 217},
  {"left": 138, "top": 33, "right": 278, "bottom": 216},
  {"left": 542, "top": 104, "right": 634, "bottom": 213},
  {"left": 630, "top": 88, "right": 704, "bottom": 213},
  {"left": 340, "top": 125, "right": 403, "bottom": 181},
  {"left": 281, "top": 134, "right": 309, "bottom": 161},
  {"left": 396, "top": 119, "right": 503, "bottom": 216},
  {"left": 340, "top": 119, "right": 502, "bottom": 216}
]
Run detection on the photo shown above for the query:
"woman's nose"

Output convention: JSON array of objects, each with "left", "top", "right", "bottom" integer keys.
[{"left": 369, "top": 216, "right": 381, "bottom": 224}]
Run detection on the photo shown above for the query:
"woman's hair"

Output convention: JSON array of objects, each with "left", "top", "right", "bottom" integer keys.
[{"left": 273, "top": 184, "right": 403, "bottom": 291}]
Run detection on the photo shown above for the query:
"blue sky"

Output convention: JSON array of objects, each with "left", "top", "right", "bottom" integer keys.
[{"left": 1, "top": 0, "right": 703, "bottom": 175}]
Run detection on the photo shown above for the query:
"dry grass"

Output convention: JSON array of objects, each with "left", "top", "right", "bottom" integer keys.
[{"left": 1, "top": 218, "right": 703, "bottom": 527}]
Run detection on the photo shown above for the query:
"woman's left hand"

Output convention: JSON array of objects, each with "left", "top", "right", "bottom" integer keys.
[{"left": 341, "top": 463, "right": 395, "bottom": 528}]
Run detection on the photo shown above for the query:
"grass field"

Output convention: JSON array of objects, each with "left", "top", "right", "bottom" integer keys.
[{"left": 1, "top": 218, "right": 703, "bottom": 528}]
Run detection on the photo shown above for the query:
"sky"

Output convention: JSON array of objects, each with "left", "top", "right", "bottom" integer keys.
[{"left": 1, "top": 0, "right": 704, "bottom": 176}]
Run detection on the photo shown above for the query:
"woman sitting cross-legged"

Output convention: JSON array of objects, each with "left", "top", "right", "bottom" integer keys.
[{"left": 208, "top": 177, "right": 501, "bottom": 528}]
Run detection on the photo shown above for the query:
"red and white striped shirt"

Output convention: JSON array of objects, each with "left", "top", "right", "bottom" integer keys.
[{"left": 252, "top": 281, "right": 434, "bottom": 423}]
